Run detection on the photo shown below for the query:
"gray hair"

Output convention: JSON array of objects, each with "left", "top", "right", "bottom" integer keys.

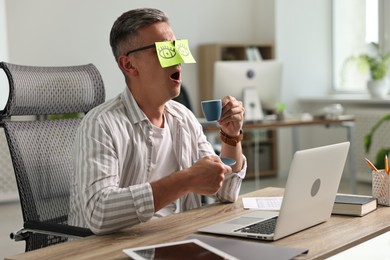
[{"left": 109, "top": 8, "right": 169, "bottom": 61}]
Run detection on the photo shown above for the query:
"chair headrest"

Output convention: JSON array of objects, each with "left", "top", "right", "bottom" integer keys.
[{"left": 0, "top": 62, "right": 105, "bottom": 116}]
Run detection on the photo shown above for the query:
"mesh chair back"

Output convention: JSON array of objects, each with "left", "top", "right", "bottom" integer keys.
[
  {"left": 0, "top": 62, "right": 105, "bottom": 251},
  {"left": 1, "top": 62, "right": 104, "bottom": 116}
]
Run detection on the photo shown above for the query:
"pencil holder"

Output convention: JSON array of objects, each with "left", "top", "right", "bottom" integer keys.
[{"left": 372, "top": 170, "right": 390, "bottom": 206}]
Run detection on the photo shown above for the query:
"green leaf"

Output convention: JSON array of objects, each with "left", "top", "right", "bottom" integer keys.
[
  {"left": 344, "top": 44, "right": 390, "bottom": 81},
  {"left": 375, "top": 148, "right": 390, "bottom": 170},
  {"left": 365, "top": 114, "right": 390, "bottom": 154},
  {"left": 364, "top": 133, "right": 372, "bottom": 153}
]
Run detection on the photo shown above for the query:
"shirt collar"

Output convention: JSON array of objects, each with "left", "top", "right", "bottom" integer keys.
[
  {"left": 121, "top": 87, "right": 183, "bottom": 125},
  {"left": 121, "top": 87, "right": 147, "bottom": 125}
]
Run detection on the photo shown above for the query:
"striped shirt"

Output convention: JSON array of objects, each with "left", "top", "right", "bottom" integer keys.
[{"left": 68, "top": 87, "right": 246, "bottom": 234}]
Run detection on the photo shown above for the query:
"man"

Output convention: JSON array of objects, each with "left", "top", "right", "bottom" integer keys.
[{"left": 69, "top": 8, "right": 246, "bottom": 234}]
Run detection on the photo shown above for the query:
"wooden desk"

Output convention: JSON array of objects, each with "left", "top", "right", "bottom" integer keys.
[
  {"left": 202, "top": 117, "right": 356, "bottom": 192},
  {"left": 6, "top": 187, "right": 390, "bottom": 260}
]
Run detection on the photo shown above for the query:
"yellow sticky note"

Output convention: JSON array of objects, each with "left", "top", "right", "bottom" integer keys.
[
  {"left": 155, "top": 39, "right": 196, "bottom": 68},
  {"left": 175, "top": 39, "right": 196, "bottom": 64},
  {"left": 155, "top": 41, "right": 183, "bottom": 68}
]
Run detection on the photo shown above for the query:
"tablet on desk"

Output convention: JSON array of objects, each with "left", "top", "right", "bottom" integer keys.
[{"left": 122, "top": 239, "right": 237, "bottom": 260}]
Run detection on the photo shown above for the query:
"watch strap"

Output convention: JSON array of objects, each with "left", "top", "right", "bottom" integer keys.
[{"left": 220, "top": 129, "right": 243, "bottom": 146}]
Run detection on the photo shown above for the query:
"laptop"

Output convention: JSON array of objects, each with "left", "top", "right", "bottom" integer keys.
[{"left": 199, "top": 142, "right": 350, "bottom": 241}]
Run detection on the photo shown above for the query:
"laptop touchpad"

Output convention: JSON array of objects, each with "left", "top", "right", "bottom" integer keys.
[{"left": 226, "top": 217, "right": 262, "bottom": 225}]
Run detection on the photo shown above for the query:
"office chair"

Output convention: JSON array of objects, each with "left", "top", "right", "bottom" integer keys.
[{"left": 0, "top": 62, "right": 105, "bottom": 251}]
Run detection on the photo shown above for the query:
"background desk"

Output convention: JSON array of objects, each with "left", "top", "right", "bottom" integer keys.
[
  {"left": 202, "top": 117, "right": 356, "bottom": 192},
  {"left": 6, "top": 187, "right": 389, "bottom": 260}
]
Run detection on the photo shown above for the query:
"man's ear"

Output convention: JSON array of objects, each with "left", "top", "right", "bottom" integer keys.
[{"left": 118, "top": 56, "right": 138, "bottom": 76}]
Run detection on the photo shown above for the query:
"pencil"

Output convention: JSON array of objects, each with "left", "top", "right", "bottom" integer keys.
[
  {"left": 365, "top": 158, "right": 378, "bottom": 172},
  {"left": 386, "top": 155, "right": 389, "bottom": 174}
]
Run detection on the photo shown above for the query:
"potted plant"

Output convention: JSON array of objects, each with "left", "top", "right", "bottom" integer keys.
[
  {"left": 343, "top": 43, "right": 390, "bottom": 98},
  {"left": 364, "top": 113, "right": 390, "bottom": 169}
]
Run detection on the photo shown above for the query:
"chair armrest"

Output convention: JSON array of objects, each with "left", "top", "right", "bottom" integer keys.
[
  {"left": 24, "top": 221, "right": 93, "bottom": 237},
  {"left": 11, "top": 221, "right": 93, "bottom": 241},
  {"left": 10, "top": 222, "right": 93, "bottom": 244}
]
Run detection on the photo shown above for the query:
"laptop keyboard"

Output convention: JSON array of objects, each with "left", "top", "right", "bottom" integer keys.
[{"left": 235, "top": 217, "right": 277, "bottom": 234}]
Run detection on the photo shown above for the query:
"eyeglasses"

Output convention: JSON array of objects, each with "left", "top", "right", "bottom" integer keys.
[
  {"left": 125, "top": 39, "right": 196, "bottom": 68},
  {"left": 125, "top": 40, "right": 183, "bottom": 56},
  {"left": 125, "top": 43, "right": 156, "bottom": 56}
]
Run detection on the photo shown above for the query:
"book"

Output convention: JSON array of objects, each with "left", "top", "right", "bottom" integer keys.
[
  {"left": 245, "top": 47, "right": 263, "bottom": 61},
  {"left": 332, "top": 194, "right": 377, "bottom": 216}
]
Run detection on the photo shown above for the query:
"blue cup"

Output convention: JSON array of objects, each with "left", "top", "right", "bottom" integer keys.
[{"left": 201, "top": 99, "right": 222, "bottom": 121}]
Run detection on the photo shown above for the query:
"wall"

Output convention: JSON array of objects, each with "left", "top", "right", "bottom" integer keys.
[
  {"left": 276, "top": 0, "right": 331, "bottom": 111},
  {"left": 2, "top": 0, "right": 275, "bottom": 115},
  {"left": 275, "top": 0, "right": 332, "bottom": 176}
]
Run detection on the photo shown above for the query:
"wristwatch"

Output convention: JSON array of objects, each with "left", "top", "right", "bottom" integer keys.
[{"left": 220, "top": 129, "right": 243, "bottom": 146}]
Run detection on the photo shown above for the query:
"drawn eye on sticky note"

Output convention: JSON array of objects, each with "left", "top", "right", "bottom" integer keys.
[
  {"left": 156, "top": 41, "right": 183, "bottom": 68},
  {"left": 155, "top": 40, "right": 196, "bottom": 68},
  {"left": 175, "top": 39, "right": 196, "bottom": 64}
]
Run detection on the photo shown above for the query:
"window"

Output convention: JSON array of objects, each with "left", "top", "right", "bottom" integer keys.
[{"left": 332, "top": 0, "right": 389, "bottom": 93}]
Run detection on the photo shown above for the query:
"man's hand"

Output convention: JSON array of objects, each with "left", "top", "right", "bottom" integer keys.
[
  {"left": 218, "top": 96, "right": 244, "bottom": 136},
  {"left": 187, "top": 156, "right": 232, "bottom": 195},
  {"left": 217, "top": 96, "right": 245, "bottom": 173}
]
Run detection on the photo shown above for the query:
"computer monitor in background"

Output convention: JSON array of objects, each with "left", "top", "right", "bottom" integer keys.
[{"left": 213, "top": 60, "right": 283, "bottom": 120}]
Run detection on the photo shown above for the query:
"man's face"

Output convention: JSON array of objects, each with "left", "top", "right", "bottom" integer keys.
[{"left": 127, "top": 22, "right": 181, "bottom": 104}]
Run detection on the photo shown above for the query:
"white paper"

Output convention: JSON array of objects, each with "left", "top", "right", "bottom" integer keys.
[
  {"left": 327, "top": 231, "right": 390, "bottom": 259},
  {"left": 242, "top": 197, "right": 283, "bottom": 210}
]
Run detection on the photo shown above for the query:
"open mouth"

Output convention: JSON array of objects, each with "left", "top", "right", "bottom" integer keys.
[{"left": 170, "top": 71, "right": 181, "bottom": 81}]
